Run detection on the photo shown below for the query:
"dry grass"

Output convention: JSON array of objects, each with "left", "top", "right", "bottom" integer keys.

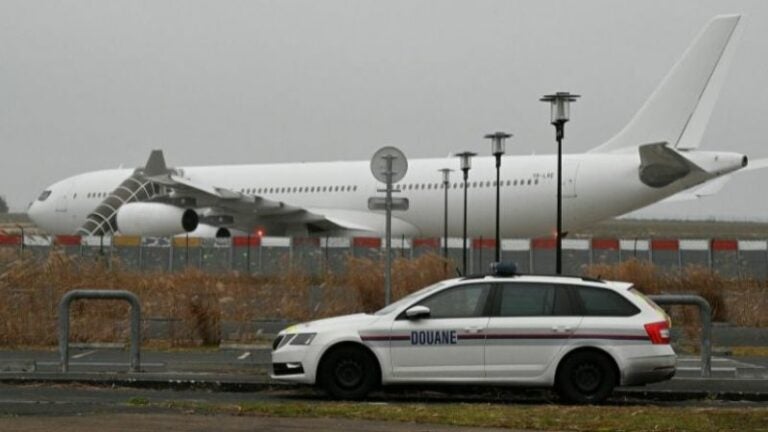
[
  {"left": 0, "top": 253, "right": 765, "bottom": 348},
  {"left": 585, "top": 259, "right": 768, "bottom": 347},
  {"left": 0, "top": 252, "right": 452, "bottom": 347}
]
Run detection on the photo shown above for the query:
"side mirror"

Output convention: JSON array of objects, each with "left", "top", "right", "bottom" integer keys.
[{"left": 405, "top": 305, "right": 431, "bottom": 320}]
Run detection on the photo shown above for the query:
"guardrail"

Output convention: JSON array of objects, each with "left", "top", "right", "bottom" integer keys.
[
  {"left": 58, "top": 289, "right": 142, "bottom": 373},
  {"left": 649, "top": 294, "right": 711, "bottom": 378}
]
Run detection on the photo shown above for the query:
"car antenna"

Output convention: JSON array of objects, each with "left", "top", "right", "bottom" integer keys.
[{"left": 455, "top": 266, "right": 463, "bottom": 277}]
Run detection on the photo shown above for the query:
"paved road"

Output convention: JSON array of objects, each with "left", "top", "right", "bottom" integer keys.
[
  {"left": 2, "top": 347, "right": 768, "bottom": 405},
  {"left": 1, "top": 359, "right": 767, "bottom": 432}
]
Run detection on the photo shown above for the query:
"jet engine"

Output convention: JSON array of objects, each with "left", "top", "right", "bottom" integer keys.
[
  {"left": 116, "top": 202, "right": 198, "bottom": 236},
  {"left": 189, "top": 224, "right": 232, "bottom": 238}
]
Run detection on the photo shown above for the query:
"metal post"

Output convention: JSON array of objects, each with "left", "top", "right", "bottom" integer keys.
[
  {"left": 442, "top": 172, "right": 450, "bottom": 260},
  {"left": 384, "top": 155, "right": 394, "bottom": 305},
  {"left": 462, "top": 172, "right": 469, "bottom": 275},
  {"left": 59, "top": 289, "right": 142, "bottom": 373},
  {"left": 556, "top": 123, "right": 564, "bottom": 274},
  {"left": 649, "top": 294, "right": 712, "bottom": 378},
  {"left": 484, "top": 132, "right": 510, "bottom": 263},
  {"left": 495, "top": 155, "right": 501, "bottom": 262},
  {"left": 444, "top": 182, "right": 449, "bottom": 259},
  {"left": 456, "top": 152, "right": 475, "bottom": 276},
  {"left": 541, "top": 92, "right": 579, "bottom": 274}
]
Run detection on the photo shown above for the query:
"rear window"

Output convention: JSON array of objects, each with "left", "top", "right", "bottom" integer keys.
[
  {"left": 575, "top": 286, "right": 640, "bottom": 317},
  {"left": 629, "top": 287, "right": 668, "bottom": 316}
]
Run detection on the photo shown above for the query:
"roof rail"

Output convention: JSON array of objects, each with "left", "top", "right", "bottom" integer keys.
[{"left": 512, "top": 273, "right": 606, "bottom": 284}]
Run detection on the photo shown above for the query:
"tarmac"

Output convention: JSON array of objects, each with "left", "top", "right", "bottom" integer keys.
[{"left": 2, "top": 346, "right": 768, "bottom": 402}]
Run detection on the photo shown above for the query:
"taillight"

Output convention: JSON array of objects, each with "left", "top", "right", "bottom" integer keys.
[{"left": 644, "top": 321, "right": 671, "bottom": 345}]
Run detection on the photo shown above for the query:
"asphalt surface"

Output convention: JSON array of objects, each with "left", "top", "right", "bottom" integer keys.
[
  {"left": 1, "top": 347, "right": 768, "bottom": 403},
  {"left": 1, "top": 347, "right": 767, "bottom": 431}
]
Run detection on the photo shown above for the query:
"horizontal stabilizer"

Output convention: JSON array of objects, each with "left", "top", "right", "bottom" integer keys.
[
  {"left": 638, "top": 142, "right": 702, "bottom": 188},
  {"left": 659, "top": 157, "right": 768, "bottom": 202}
]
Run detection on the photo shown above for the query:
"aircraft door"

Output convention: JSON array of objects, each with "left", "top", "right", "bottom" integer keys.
[
  {"left": 55, "top": 195, "right": 67, "bottom": 212},
  {"left": 54, "top": 179, "right": 75, "bottom": 212},
  {"left": 563, "top": 159, "right": 579, "bottom": 198}
]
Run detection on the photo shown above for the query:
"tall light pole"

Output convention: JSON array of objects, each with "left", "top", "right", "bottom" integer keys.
[
  {"left": 456, "top": 152, "right": 476, "bottom": 275},
  {"left": 438, "top": 168, "right": 453, "bottom": 261},
  {"left": 484, "top": 131, "right": 511, "bottom": 263},
  {"left": 540, "top": 92, "right": 580, "bottom": 274}
]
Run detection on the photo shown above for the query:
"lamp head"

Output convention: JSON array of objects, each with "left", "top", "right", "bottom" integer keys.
[
  {"left": 540, "top": 92, "right": 580, "bottom": 124},
  {"left": 438, "top": 168, "right": 453, "bottom": 183},
  {"left": 484, "top": 131, "right": 512, "bottom": 156},
  {"left": 455, "top": 151, "right": 477, "bottom": 171}
]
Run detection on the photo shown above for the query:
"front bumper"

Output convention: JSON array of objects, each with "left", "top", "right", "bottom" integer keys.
[
  {"left": 272, "top": 362, "right": 305, "bottom": 376},
  {"left": 270, "top": 340, "right": 322, "bottom": 384}
]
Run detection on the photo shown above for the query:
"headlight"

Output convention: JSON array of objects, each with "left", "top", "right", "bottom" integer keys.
[{"left": 290, "top": 333, "right": 317, "bottom": 346}]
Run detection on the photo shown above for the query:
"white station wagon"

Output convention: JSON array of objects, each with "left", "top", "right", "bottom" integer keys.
[{"left": 271, "top": 266, "right": 675, "bottom": 403}]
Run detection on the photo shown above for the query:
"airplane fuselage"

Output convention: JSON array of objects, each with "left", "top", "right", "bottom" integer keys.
[{"left": 27, "top": 151, "right": 743, "bottom": 238}]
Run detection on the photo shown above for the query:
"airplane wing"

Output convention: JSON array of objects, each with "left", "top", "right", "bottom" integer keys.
[
  {"left": 139, "top": 150, "right": 418, "bottom": 236},
  {"left": 660, "top": 157, "right": 768, "bottom": 203},
  {"left": 77, "top": 150, "right": 403, "bottom": 237}
]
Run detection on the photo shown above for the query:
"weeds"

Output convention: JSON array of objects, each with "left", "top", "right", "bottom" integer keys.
[
  {"left": 0, "top": 252, "right": 451, "bottom": 347},
  {"left": 0, "top": 254, "right": 764, "bottom": 348}
]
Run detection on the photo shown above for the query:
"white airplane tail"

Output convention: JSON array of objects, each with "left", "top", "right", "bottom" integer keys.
[{"left": 590, "top": 14, "right": 742, "bottom": 154}]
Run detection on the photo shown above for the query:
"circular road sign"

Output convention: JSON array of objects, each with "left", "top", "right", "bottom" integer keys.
[{"left": 370, "top": 146, "right": 408, "bottom": 184}]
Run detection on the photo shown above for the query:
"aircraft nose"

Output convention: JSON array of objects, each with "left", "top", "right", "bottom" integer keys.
[{"left": 27, "top": 200, "right": 41, "bottom": 225}]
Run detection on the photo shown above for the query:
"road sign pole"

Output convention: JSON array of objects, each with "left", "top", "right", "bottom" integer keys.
[
  {"left": 370, "top": 146, "right": 408, "bottom": 307},
  {"left": 384, "top": 155, "right": 394, "bottom": 306}
]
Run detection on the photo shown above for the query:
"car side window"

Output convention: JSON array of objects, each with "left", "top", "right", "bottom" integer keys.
[
  {"left": 499, "top": 283, "right": 554, "bottom": 316},
  {"left": 418, "top": 284, "right": 490, "bottom": 319},
  {"left": 575, "top": 286, "right": 640, "bottom": 317},
  {"left": 497, "top": 283, "right": 574, "bottom": 316}
]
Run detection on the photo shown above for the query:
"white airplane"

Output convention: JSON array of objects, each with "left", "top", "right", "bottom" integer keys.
[{"left": 26, "top": 15, "right": 762, "bottom": 239}]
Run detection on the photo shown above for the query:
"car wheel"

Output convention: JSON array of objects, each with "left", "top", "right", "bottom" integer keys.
[
  {"left": 556, "top": 351, "right": 617, "bottom": 404},
  {"left": 319, "top": 345, "right": 378, "bottom": 400}
]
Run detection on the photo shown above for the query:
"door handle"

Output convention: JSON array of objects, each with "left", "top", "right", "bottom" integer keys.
[
  {"left": 552, "top": 325, "right": 572, "bottom": 333},
  {"left": 464, "top": 326, "right": 482, "bottom": 334}
]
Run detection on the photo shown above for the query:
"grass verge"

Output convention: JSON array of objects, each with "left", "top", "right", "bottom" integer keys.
[{"left": 154, "top": 400, "right": 768, "bottom": 432}]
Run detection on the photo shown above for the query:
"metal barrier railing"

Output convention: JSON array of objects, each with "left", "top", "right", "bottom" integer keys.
[
  {"left": 58, "top": 289, "right": 141, "bottom": 372},
  {"left": 649, "top": 294, "right": 711, "bottom": 378}
]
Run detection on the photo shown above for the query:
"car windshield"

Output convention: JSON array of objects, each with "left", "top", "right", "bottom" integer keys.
[{"left": 374, "top": 280, "right": 452, "bottom": 316}]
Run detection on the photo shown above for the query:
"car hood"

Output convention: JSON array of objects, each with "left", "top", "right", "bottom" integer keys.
[{"left": 280, "top": 313, "right": 380, "bottom": 334}]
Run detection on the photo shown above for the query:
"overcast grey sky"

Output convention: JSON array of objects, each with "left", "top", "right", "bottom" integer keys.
[{"left": 2, "top": 0, "right": 767, "bottom": 219}]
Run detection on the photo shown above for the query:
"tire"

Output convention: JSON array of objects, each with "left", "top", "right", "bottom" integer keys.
[
  {"left": 556, "top": 351, "right": 617, "bottom": 404},
  {"left": 318, "top": 345, "right": 379, "bottom": 400}
]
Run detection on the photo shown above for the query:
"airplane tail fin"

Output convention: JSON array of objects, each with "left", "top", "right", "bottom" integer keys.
[{"left": 590, "top": 14, "right": 742, "bottom": 154}]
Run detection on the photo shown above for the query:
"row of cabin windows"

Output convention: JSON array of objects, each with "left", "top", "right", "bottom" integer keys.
[
  {"left": 240, "top": 185, "right": 359, "bottom": 195},
  {"left": 83, "top": 178, "right": 540, "bottom": 201},
  {"left": 246, "top": 178, "right": 540, "bottom": 196},
  {"left": 402, "top": 178, "right": 539, "bottom": 191}
]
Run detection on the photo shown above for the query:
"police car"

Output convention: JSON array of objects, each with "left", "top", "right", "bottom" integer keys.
[{"left": 271, "top": 264, "right": 675, "bottom": 403}]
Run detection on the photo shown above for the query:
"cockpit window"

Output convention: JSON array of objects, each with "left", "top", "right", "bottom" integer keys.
[{"left": 37, "top": 190, "right": 52, "bottom": 201}]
